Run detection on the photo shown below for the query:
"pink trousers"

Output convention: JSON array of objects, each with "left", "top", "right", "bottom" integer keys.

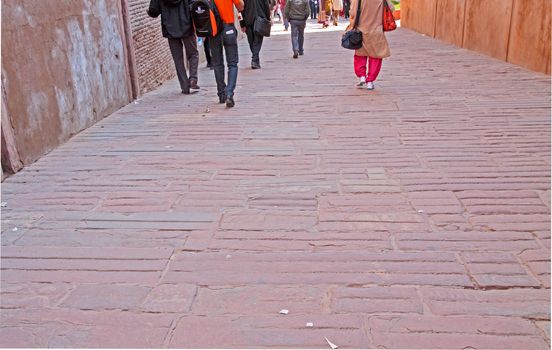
[{"left": 354, "top": 55, "right": 382, "bottom": 82}]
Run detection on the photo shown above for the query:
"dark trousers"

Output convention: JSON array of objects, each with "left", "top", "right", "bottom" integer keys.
[
  {"left": 344, "top": 2, "right": 350, "bottom": 18},
  {"left": 204, "top": 38, "right": 212, "bottom": 66},
  {"left": 245, "top": 25, "right": 264, "bottom": 63},
  {"left": 290, "top": 19, "right": 306, "bottom": 54},
  {"left": 168, "top": 35, "right": 199, "bottom": 91},
  {"left": 209, "top": 24, "right": 239, "bottom": 98},
  {"left": 309, "top": 1, "right": 318, "bottom": 19}
]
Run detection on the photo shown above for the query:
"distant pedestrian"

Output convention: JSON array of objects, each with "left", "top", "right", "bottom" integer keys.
[
  {"left": 280, "top": 0, "right": 290, "bottom": 30},
  {"left": 343, "top": 0, "right": 350, "bottom": 18},
  {"left": 318, "top": 0, "right": 329, "bottom": 27},
  {"left": 348, "top": 0, "right": 394, "bottom": 90},
  {"left": 309, "top": 0, "right": 318, "bottom": 19},
  {"left": 331, "top": 0, "right": 342, "bottom": 25},
  {"left": 209, "top": 0, "right": 245, "bottom": 107},
  {"left": 147, "top": 0, "right": 200, "bottom": 94},
  {"left": 242, "top": 0, "right": 272, "bottom": 69},
  {"left": 272, "top": 0, "right": 281, "bottom": 21},
  {"left": 285, "top": 0, "right": 310, "bottom": 58}
]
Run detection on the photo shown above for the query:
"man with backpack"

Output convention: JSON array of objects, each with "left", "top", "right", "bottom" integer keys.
[
  {"left": 147, "top": 0, "right": 200, "bottom": 94},
  {"left": 208, "top": 0, "right": 245, "bottom": 107},
  {"left": 241, "top": 0, "right": 271, "bottom": 69}
]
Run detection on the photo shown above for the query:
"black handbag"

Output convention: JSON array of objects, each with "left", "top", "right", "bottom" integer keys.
[
  {"left": 254, "top": 16, "right": 272, "bottom": 37},
  {"left": 341, "top": 0, "right": 363, "bottom": 50}
]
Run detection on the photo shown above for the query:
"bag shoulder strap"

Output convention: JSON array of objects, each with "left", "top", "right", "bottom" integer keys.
[{"left": 353, "top": 0, "right": 361, "bottom": 28}]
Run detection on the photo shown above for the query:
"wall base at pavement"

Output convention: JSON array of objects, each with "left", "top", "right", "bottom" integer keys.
[
  {"left": 1, "top": 0, "right": 216, "bottom": 179},
  {"left": 1, "top": 0, "right": 133, "bottom": 177}
]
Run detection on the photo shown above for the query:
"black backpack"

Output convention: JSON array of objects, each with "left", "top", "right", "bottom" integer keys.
[{"left": 191, "top": 0, "right": 223, "bottom": 37}]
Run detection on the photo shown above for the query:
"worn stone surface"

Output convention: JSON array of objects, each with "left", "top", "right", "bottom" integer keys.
[
  {"left": 0, "top": 21, "right": 550, "bottom": 348},
  {"left": 140, "top": 283, "right": 197, "bottom": 313}
]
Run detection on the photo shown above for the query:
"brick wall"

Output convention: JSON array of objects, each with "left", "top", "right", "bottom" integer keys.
[{"left": 128, "top": 0, "right": 176, "bottom": 94}]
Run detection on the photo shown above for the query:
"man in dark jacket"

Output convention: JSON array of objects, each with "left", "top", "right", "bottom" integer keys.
[
  {"left": 240, "top": 0, "right": 271, "bottom": 69},
  {"left": 147, "top": 0, "right": 199, "bottom": 94},
  {"left": 285, "top": 0, "right": 309, "bottom": 58}
]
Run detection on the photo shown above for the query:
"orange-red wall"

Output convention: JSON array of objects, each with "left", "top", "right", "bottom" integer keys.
[{"left": 401, "top": 0, "right": 551, "bottom": 74}]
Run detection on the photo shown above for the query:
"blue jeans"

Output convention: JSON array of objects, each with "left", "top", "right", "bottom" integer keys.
[
  {"left": 290, "top": 19, "right": 306, "bottom": 54},
  {"left": 309, "top": 1, "right": 318, "bottom": 18},
  {"left": 209, "top": 24, "right": 239, "bottom": 98}
]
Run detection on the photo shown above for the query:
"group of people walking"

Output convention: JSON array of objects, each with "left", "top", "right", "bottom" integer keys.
[
  {"left": 147, "top": 0, "right": 394, "bottom": 107},
  {"left": 148, "top": 0, "right": 244, "bottom": 107},
  {"left": 317, "top": 0, "right": 348, "bottom": 27}
]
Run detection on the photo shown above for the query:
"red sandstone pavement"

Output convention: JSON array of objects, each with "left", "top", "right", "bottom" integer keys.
[{"left": 1, "top": 21, "right": 551, "bottom": 348}]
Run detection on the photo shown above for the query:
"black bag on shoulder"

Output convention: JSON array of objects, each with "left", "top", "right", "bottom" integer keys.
[
  {"left": 254, "top": 16, "right": 272, "bottom": 37},
  {"left": 341, "top": 0, "right": 363, "bottom": 50}
]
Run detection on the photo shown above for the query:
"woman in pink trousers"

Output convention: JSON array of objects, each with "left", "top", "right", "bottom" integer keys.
[{"left": 347, "top": 0, "right": 394, "bottom": 90}]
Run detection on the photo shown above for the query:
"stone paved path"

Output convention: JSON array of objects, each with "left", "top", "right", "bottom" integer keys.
[{"left": 1, "top": 21, "right": 550, "bottom": 348}]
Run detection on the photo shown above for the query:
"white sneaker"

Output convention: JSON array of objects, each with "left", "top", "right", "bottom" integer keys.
[
  {"left": 365, "top": 81, "right": 375, "bottom": 90},
  {"left": 356, "top": 76, "right": 366, "bottom": 88}
]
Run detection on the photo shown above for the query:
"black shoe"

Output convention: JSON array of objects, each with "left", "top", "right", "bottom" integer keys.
[
  {"left": 182, "top": 88, "right": 190, "bottom": 94},
  {"left": 206, "top": 63, "right": 212, "bottom": 69},
  {"left": 293, "top": 51, "right": 298, "bottom": 59},
  {"left": 226, "top": 96, "right": 235, "bottom": 108},
  {"left": 251, "top": 61, "right": 261, "bottom": 69},
  {"left": 189, "top": 78, "right": 200, "bottom": 90},
  {"left": 219, "top": 94, "right": 226, "bottom": 104},
  {"left": 299, "top": 51, "right": 304, "bottom": 56}
]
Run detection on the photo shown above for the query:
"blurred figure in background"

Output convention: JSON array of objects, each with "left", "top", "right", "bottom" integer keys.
[
  {"left": 242, "top": 0, "right": 272, "bottom": 69},
  {"left": 331, "top": 0, "right": 342, "bottom": 26},
  {"left": 280, "top": 0, "right": 290, "bottom": 30},
  {"left": 309, "top": 0, "right": 318, "bottom": 19},
  {"left": 343, "top": 0, "right": 350, "bottom": 19},
  {"left": 318, "top": 0, "right": 329, "bottom": 27},
  {"left": 272, "top": 0, "right": 281, "bottom": 21},
  {"left": 285, "top": 0, "right": 310, "bottom": 58}
]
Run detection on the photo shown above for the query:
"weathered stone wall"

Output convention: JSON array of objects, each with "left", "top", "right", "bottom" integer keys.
[
  {"left": 1, "top": 0, "right": 132, "bottom": 170},
  {"left": 127, "top": 0, "right": 176, "bottom": 94},
  {"left": 401, "top": 0, "right": 551, "bottom": 75},
  {"left": 1, "top": 0, "right": 251, "bottom": 178}
]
